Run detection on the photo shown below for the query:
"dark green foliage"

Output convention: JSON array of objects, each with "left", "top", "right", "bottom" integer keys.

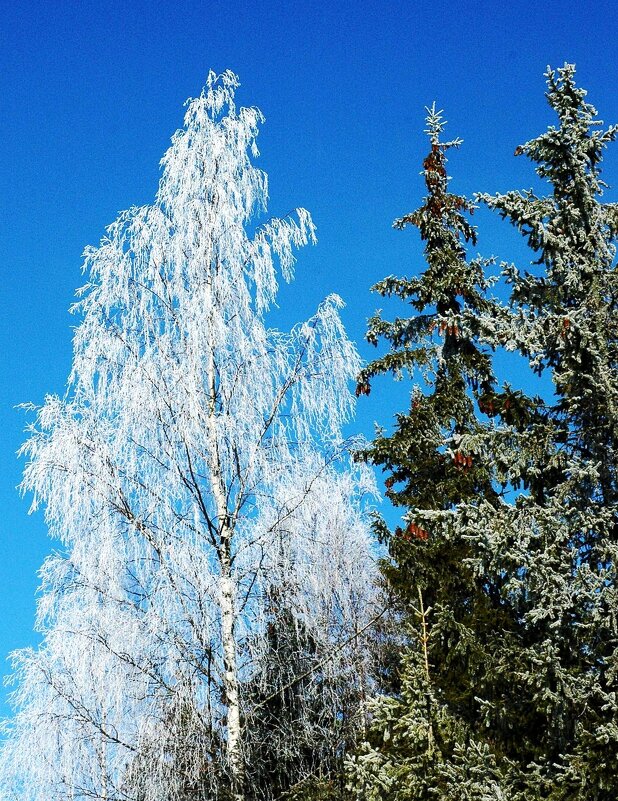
[
  {"left": 349, "top": 67, "right": 618, "bottom": 800},
  {"left": 475, "top": 64, "right": 618, "bottom": 798},
  {"left": 349, "top": 107, "right": 524, "bottom": 799},
  {"left": 243, "top": 590, "right": 361, "bottom": 801}
]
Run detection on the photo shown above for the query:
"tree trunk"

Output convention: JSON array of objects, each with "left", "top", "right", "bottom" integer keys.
[{"left": 219, "top": 539, "right": 244, "bottom": 801}]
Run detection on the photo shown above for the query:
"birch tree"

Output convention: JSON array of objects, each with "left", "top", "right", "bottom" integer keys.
[{"left": 0, "top": 71, "right": 376, "bottom": 801}]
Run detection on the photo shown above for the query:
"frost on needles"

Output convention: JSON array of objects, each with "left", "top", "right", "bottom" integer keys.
[
  {"left": 0, "top": 71, "right": 377, "bottom": 801},
  {"left": 348, "top": 65, "right": 618, "bottom": 801}
]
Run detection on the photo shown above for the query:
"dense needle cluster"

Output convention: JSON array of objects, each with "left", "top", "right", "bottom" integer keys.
[{"left": 349, "top": 65, "right": 618, "bottom": 801}]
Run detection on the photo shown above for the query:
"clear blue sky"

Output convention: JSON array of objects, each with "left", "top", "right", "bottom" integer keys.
[{"left": 1, "top": 0, "right": 617, "bottom": 717}]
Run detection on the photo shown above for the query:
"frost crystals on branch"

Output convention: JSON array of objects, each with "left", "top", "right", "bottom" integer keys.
[{"left": 0, "top": 70, "right": 377, "bottom": 801}]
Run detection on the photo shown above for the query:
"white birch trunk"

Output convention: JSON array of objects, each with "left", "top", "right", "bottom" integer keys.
[
  {"left": 219, "top": 539, "right": 244, "bottom": 801},
  {"left": 206, "top": 289, "right": 245, "bottom": 798}
]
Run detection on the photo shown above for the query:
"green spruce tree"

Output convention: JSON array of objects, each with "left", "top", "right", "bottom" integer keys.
[
  {"left": 348, "top": 107, "right": 525, "bottom": 799},
  {"left": 243, "top": 589, "right": 356, "bottom": 801},
  {"left": 475, "top": 63, "right": 618, "bottom": 799},
  {"left": 349, "top": 65, "right": 618, "bottom": 801}
]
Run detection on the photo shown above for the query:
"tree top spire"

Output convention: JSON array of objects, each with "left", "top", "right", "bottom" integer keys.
[{"left": 423, "top": 102, "right": 463, "bottom": 151}]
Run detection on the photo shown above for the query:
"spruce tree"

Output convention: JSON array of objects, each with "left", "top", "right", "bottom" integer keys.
[
  {"left": 243, "top": 593, "right": 354, "bottom": 801},
  {"left": 349, "top": 66, "right": 618, "bottom": 801},
  {"left": 476, "top": 63, "right": 618, "bottom": 799},
  {"left": 348, "top": 107, "right": 521, "bottom": 799}
]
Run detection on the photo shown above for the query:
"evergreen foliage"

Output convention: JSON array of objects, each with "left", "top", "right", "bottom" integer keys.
[
  {"left": 349, "top": 106, "right": 518, "bottom": 798},
  {"left": 242, "top": 588, "right": 360, "bottom": 801},
  {"left": 349, "top": 65, "right": 618, "bottom": 800},
  {"left": 476, "top": 63, "right": 618, "bottom": 798}
]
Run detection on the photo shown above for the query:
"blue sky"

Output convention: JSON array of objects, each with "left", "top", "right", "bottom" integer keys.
[{"left": 1, "top": 0, "right": 617, "bottom": 717}]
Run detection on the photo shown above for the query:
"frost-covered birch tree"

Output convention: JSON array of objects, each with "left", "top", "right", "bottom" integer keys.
[{"left": 0, "top": 71, "right": 376, "bottom": 801}]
